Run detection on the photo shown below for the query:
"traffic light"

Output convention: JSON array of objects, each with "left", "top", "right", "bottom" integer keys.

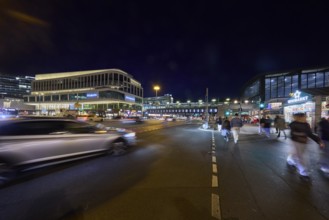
[
  {"left": 259, "top": 103, "right": 265, "bottom": 110},
  {"left": 225, "top": 111, "right": 230, "bottom": 116}
]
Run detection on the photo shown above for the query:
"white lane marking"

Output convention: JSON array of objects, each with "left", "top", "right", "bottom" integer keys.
[
  {"left": 211, "top": 130, "right": 221, "bottom": 219},
  {"left": 212, "top": 175, "right": 218, "bottom": 187},
  {"left": 211, "top": 194, "right": 221, "bottom": 219},
  {"left": 212, "top": 164, "right": 218, "bottom": 174}
]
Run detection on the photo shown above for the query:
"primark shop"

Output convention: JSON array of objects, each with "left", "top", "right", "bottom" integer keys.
[
  {"left": 24, "top": 69, "right": 143, "bottom": 117},
  {"left": 241, "top": 66, "right": 329, "bottom": 129}
]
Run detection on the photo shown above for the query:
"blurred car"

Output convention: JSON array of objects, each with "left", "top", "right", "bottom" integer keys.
[
  {"left": 0, "top": 119, "right": 135, "bottom": 185},
  {"left": 76, "top": 114, "right": 104, "bottom": 122},
  {"left": 165, "top": 117, "right": 176, "bottom": 122},
  {"left": 120, "top": 116, "right": 144, "bottom": 123}
]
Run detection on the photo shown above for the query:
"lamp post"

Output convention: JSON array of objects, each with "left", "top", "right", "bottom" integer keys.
[
  {"left": 203, "top": 88, "right": 209, "bottom": 129},
  {"left": 154, "top": 85, "right": 160, "bottom": 97}
]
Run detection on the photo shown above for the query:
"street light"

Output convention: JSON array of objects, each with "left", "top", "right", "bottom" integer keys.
[{"left": 153, "top": 85, "right": 160, "bottom": 97}]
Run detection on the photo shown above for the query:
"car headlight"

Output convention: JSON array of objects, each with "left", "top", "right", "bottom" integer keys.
[{"left": 124, "top": 132, "right": 136, "bottom": 137}]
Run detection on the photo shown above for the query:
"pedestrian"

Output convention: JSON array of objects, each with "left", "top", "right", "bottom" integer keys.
[
  {"left": 221, "top": 117, "right": 231, "bottom": 142},
  {"left": 259, "top": 116, "right": 266, "bottom": 135},
  {"left": 263, "top": 116, "right": 272, "bottom": 138},
  {"left": 276, "top": 116, "right": 287, "bottom": 139},
  {"left": 317, "top": 117, "right": 329, "bottom": 174},
  {"left": 230, "top": 113, "right": 243, "bottom": 144},
  {"left": 287, "top": 112, "right": 324, "bottom": 179},
  {"left": 216, "top": 116, "right": 223, "bottom": 131},
  {"left": 274, "top": 115, "right": 280, "bottom": 134}
]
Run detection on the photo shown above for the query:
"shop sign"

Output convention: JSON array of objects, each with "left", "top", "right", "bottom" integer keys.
[
  {"left": 125, "top": 95, "right": 135, "bottom": 102},
  {"left": 287, "top": 90, "right": 311, "bottom": 104},
  {"left": 268, "top": 102, "right": 282, "bottom": 109},
  {"left": 86, "top": 92, "right": 98, "bottom": 99}
]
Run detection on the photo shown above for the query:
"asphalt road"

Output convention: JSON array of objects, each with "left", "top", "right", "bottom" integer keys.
[{"left": 0, "top": 122, "right": 328, "bottom": 220}]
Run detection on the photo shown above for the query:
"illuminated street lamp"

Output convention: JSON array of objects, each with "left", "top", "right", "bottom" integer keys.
[{"left": 153, "top": 85, "right": 160, "bottom": 97}]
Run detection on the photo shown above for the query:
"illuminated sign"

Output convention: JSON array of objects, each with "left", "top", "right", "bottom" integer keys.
[
  {"left": 86, "top": 93, "right": 98, "bottom": 98},
  {"left": 125, "top": 95, "right": 135, "bottom": 102},
  {"left": 268, "top": 102, "right": 282, "bottom": 109},
  {"left": 287, "top": 90, "right": 311, "bottom": 104}
]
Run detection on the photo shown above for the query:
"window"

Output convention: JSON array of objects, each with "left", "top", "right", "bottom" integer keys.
[
  {"left": 0, "top": 121, "right": 61, "bottom": 135},
  {"left": 64, "top": 121, "right": 98, "bottom": 134},
  {"left": 52, "top": 95, "right": 59, "bottom": 101},
  {"left": 301, "top": 74, "right": 307, "bottom": 89},
  {"left": 292, "top": 75, "right": 298, "bottom": 92},
  {"left": 44, "top": 96, "right": 51, "bottom": 101},
  {"left": 265, "top": 78, "right": 270, "bottom": 100},
  {"left": 61, "top": 94, "right": 68, "bottom": 101},
  {"left": 308, "top": 73, "right": 316, "bottom": 88},
  {"left": 284, "top": 76, "right": 291, "bottom": 96},
  {"left": 277, "top": 76, "right": 284, "bottom": 97},
  {"left": 316, "top": 72, "right": 324, "bottom": 88},
  {"left": 325, "top": 72, "right": 329, "bottom": 87},
  {"left": 270, "top": 78, "right": 277, "bottom": 98}
]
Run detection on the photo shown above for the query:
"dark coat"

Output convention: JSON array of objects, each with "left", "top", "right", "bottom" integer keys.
[
  {"left": 263, "top": 118, "right": 272, "bottom": 128},
  {"left": 222, "top": 119, "right": 231, "bottom": 130},
  {"left": 319, "top": 119, "right": 329, "bottom": 141},
  {"left": 289, "top": 121, "right": 321, "bottom": 144}
]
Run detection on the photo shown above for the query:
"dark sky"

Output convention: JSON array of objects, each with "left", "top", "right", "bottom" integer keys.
[{"left": 1, "top": 1, "right": 329, "bottom": 101}]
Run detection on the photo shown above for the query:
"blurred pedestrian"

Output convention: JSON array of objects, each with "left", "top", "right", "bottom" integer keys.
[
  {"left": 274, "top": 115, "right": 280, "bottom": 134},
  {"left": 263, "top": 116, "right": 272, "bottom": 138},
  {"left": 317, "top": 117, "right": 329, "bottom": 174},
  {"left": 221, "top": 117, "right": 231, "bottom": 142},
  {"left": 259, "top": 116, "right": 266, "bottom": 135},
  {"left": 276, "top": 116, "right": 287, "bottom": 139},
  {"left": 230, "top": 113, "right": 243, "bottom": 144},
  {"left": 216, "top": 116, "right": 223, "bottom": 131},
  {"left": 287, "top": 113, "right": 324, "bottom": 179}
]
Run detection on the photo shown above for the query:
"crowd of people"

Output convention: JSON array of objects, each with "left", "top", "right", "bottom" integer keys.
[{"left": 215, "top": 113, "right": 329, "bottom": 180}]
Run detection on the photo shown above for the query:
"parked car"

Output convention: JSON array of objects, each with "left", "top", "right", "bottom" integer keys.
[{"left": 0, "top": 119, "right": 135, "bottom": 185}]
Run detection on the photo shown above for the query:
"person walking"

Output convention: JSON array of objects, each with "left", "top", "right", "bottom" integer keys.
[
  {"left": 263, "top": 116, "right": 272, "bottom": 138},
  {"left": 230, "top": 113, "right": 243, "bottom": 144},
  {"left": 216, "top": 116, "right": 223, "bottom": 131},
  {"left": 287, "top": 112, "right": 324, "bottom": 179},
  {"left": 317, "top": 117, "right": 329, "bottom": 174},
  {"left": 259, "top": 116, "right": 266, "bottom": 135},
  {"left": 221, "top": 117, "right": 231, "bottom": 142},
  {"left": 276, "top": 116, "right": 287, "bottom": 139},
  {"left": 274, "top": 115, "right": 280, "bottom": 134}
]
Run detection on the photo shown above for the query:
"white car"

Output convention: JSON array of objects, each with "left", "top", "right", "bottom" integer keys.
[
  {"left": 0, "top": 119, "right": 135, "bottom": 185},
  {"left": 76, "top": 114, "right": 104, "bottom": 122}
]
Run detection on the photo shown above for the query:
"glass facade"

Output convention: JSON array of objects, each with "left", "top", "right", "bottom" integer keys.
[
  {"left": 243, "top": 80, "right": 260, "bottom": 98},
  {"left": 24, "top": 69, "right": 143, "bottom": 114},
  {"left": 264, "top": 74, "right": 299, "bottom": 100},
  {"left": 0, "top": 75, "right": 34, "bottom": 98}
]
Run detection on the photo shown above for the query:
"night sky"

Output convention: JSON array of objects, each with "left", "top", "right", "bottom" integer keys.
[{"left": 1, "top": 1, "right": 329, "bottom": 101}]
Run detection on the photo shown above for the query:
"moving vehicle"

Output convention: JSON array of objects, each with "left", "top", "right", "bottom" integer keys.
[
  {"left": 120, "top": 116, "right": 144, "bottom": 123},
  {"left": 76, "top": 114, "right": 104, "bottom": 122},
  {"left": 0, "top": 119, "right": 135, "bottom": 185}
]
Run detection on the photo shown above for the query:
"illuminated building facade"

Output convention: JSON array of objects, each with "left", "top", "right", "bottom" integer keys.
[
  {"left": 24, "top": 69, "right": 143, "bottom": 116},
  {"left": 0, "top": 74, "right": 34, "bottom": 99},
  {"left": 241, "top": 66, "right": 329, "bottom": 129}
]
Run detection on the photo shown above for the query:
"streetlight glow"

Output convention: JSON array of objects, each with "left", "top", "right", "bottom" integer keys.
[{"left": 153, "top": 85, "right": 160, "bottom": 97}]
